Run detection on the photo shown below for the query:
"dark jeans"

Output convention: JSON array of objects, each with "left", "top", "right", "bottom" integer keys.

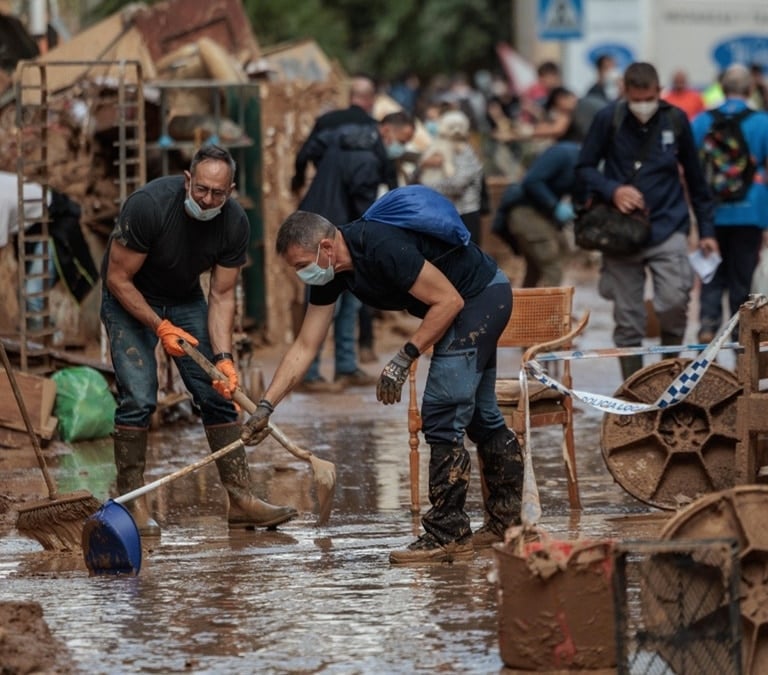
[
  {"left": 699, "top": 225, "right": 762, "bottom": 339},
  {"left": 100, "top": 289, "right": 237, "bottom": 428},
  {"left": 421, "top": 269, "right": 511, "bottom": 447}
]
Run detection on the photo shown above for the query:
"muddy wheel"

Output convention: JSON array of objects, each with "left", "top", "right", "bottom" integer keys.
[
  {"left": 601, "top": 358, "right": 741, "bottom": 510},
  {"left": 660, "top": 486, "right": 768, "bottom": 674}
]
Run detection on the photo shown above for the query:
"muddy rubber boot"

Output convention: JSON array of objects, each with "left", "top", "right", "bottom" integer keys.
[
  {"left": 113, "top": 426, "right": 161, "bottom": 538},
  {"left": 205, "top": 424, "right": 298, "bottom": 529},
  {"left": 619, "top": 354, "right": 644, "bottom": 381},
  {"left": 660, "top": 331, "right": 683, "bottom": 360},
  {"left": 390, "top": 444, "right": 474, "bottom": 564},
  {"left": 473, "top": 427, "right": 524, "bottom": 549}
]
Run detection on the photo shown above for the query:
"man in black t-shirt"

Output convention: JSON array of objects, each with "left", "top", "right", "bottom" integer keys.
[
  {"left": 101, "top": 145, "right": 296, "bottom": 536},
  {"left": 240, "top": 206, "right": 525, "bottom": 564}
]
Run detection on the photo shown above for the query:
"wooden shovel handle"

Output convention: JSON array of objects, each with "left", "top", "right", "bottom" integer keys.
[
  {"left": 115, "top": 438, "right": 243, "bottom": 505},
  {"left": 178, "top": 340, "right": 312, "bottom": 462}
]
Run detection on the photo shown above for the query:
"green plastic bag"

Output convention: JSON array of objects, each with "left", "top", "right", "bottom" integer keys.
[{"left": 51, "top": 366, "right": 116, "bottom": 442}]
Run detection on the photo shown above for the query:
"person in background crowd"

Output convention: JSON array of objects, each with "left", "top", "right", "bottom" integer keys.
[
  {"left": 749, "top": 63, "right": 768, "bottom": 111},
  {"left": 691, "top": 63, "right": 768, "bottom": 342},
  {"left": 522, "top": 60, "right": 563, "bottom": 114},
  {"left": 413, "top": 109, "right": 484, "bottom": 243},
  {"left": 576, "top": 62, "right": 718, "bottom": 380},
  {"left": 292, "top": 80, "right": 414, "bottom": 386},
  {"left": 101, "top": 145, "right": 297, "bottom": 536},
  {"left": 662, "top": 69, "right": 705, "bottom": 120},
  {"left": 586, "top": 54, "right": 622, "bottom": 103},
  {"left": 493, "top": 138, "right": 582, "bottom": 287},
  {"left": 702, "top": 70, "right": 726, "bottom": 110}
]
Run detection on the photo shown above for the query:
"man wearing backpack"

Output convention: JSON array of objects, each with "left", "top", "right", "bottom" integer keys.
[
  {"left": 240, "top": 187, "right": 524, "bottom": 564},
  {"left": 576, "top": 61, "right": 718, "bottom": 380},
  {"left": 691, "top": 63, "right": 768, "bottom": 343}
]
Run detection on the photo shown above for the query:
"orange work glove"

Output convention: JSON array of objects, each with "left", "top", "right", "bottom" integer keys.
[
  {"left": 155, "top": 319, "right": 198, "bottom": 357},
  {"left": 212, "top": 358, "right": 239, "bottom": 399}
]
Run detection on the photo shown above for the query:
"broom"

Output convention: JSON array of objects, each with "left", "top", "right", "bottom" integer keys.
[
  {"left": 178, "top": 340, "right": 336, "bottom": 524},
  {"left": 1, "top": 343, "right": 101, "bottom": 551}
]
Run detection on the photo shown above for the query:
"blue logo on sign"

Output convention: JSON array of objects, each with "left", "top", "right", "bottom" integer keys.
[
  {"left": 713, "top": 35, "right": 768, "bottom": 71},
  {"left": 587, "top": 44, "right": 635, "bottom": 70}
]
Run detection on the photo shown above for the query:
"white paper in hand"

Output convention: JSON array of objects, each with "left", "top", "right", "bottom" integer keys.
[{"left": 688, "top": 250, "right": 722, "bottom": 284}]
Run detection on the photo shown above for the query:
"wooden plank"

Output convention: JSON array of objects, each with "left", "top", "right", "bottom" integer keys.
[{"left": 0, "top": 369, "right": 57, "bottom": 439}]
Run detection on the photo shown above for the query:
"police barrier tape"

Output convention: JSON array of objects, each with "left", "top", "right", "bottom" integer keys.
[
  {"left": 517, "top": 295, "right": 768, "bottom": 527},
  {"left": 522, "top": 298, "right": 768, "bottom": 416}
]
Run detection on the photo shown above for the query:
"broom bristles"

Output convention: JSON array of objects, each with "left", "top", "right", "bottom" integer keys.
[{"left": 16, "top": 492, "right": 102, "bottom": 552}]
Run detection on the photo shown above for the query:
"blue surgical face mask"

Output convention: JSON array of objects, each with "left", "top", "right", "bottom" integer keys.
[
  {"left": 386, "top": 142, "right": 406, "bottom": 159},
  {"left": 184, "top": 189, "right": 224, "bottom": 221},
  {"left": 297, "top": 243, "right": 335, "bottom": 286},
  {"left": 425, "top": 120, "right": 439, "bottom": 137}
]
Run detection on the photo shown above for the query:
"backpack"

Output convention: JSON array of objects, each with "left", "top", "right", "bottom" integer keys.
[
  {"left": 700, "top": 108, "right": 755, "bottom": 203},
  {"left": 362, "top": 185, "right": 470, "bottom": 246}
]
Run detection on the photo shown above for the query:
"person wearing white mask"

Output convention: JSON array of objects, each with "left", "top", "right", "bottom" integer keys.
[
  {"left": 586, "top": 54, "right": 622, "bottom": 103},
  {"left": 576, "top": 62, "right": 719, "bottom": 380},
  {"left": 241, "top": 201, "right": 524, "bottom": 564},
  {"left": 101, "top": 144, "right": 297, "bottom": 536}
]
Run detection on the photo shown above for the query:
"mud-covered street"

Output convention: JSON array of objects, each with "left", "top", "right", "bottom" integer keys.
[{"left": 0, "top": 268, "right": 715, "bottom": 673}]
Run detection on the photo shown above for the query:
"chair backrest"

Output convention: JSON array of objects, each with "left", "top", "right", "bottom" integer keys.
[{"left": 500, "top": 286, "right": 574, "bottom": 349}]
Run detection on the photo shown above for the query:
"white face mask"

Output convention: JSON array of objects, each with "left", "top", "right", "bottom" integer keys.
[
  {"left": 628, "top": 100, "right": 659, "bottom": 124},
  {"left": 296, "top": 243, "right": 335, "bottom": 286},
  {"left": 184, "top": 188, "right": 224, "bottom": 221}
]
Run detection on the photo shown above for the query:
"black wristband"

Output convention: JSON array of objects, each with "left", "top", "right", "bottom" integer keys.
[
  {"left": 403, "top": 342, "right": 420, "bottom": 359},
  {"left": 258, "top": 398, "right": 275, "bottom": 413},
  {"left": 213, "top": 352, "right": 234, "bottom": 364}
]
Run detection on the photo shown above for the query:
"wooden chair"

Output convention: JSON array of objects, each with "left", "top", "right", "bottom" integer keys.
[{"left": 406, "top": 285, "right": 588, "bottom": 513}]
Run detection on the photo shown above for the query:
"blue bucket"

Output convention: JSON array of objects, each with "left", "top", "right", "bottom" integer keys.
[{"left": 82, "top": 500, "right": 142, "bottom": 576}]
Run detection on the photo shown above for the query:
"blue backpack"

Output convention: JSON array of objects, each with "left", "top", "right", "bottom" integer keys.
[{"left": 362, "top": 185, "right": 470, "bottom": 246}]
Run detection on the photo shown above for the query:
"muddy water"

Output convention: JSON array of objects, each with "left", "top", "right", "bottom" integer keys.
[
  {"left": 0, "top": 392, "right": 668, "bottom": 674},
  {"left": 0, "top": 279, "right": 686, "bottom": 674}
]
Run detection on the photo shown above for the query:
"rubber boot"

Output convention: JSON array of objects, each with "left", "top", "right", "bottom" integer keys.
[
  {"left": 205, "top": 424, "right": 297, "bottom": 529},
  {"left": 113, "top": 426, "right": 161, "bottom": 538},
  {"left": 390, "top": 443, "right": 474, "bottom": 564},
  {"left": 660, "top": 331, "right": 682, "bottom": 360},
  {"left": 473, "top": 427, "right": 524, "bottom": 548},
  {"left": 619, "top": 354, "right": 644, "bottom": 381},
  {"left": 421, "top": 443, "right": 473, "bottom": 544}
]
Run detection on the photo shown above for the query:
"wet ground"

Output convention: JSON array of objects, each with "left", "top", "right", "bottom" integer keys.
[{"left": 0, "top": 261, "right": 715, "bottom": 674}]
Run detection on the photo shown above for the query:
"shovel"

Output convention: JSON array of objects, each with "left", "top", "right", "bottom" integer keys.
[
  {"left": 82, "top": 437, "right": 243, "bottom": 576},
  {"left": 178, "top": 340, "right": 336, "bottom": 525}
]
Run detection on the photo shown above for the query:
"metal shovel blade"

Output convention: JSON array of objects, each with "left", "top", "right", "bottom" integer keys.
[{"left": 81, "top": 500, "right": 142, "bottom": 576}]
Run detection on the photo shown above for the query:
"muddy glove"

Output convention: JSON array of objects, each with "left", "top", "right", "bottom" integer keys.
[
  {"left": 156, "top": 319, "right": 198, "bottom": 357},
  {"left": 376, "top": 342, "right": 419, "bottom": 405},
  {"left": 212, "top": 356, "right": 238, "bottom": 399},
  {"left": 241, "top": 399, "right": 274, "bottom": 445}
]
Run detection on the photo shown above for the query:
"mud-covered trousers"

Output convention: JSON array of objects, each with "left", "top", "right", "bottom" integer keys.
[
  {"left": 101, "top": 289, "right": 237, "bottom": 428},
  {"left": 420, "top": 268, "right": 512, "bottom": 542}
]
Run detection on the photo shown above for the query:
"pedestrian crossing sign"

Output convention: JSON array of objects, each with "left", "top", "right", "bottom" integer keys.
[{"left": 538, "top": 0, "right": 583, "bottom": 40}]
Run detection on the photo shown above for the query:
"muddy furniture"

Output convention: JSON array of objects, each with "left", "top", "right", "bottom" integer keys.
[
  {"left": 495, "top": 286, "right": 587, "bottom": 510},
  {"left": 406, "top": 285, "right": 589, "bottom": 512},
  {"left": 735, "top": 296, "right": 768, "bottom": 484}
]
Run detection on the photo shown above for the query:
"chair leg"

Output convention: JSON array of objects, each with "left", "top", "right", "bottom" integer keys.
[
  {"left": 408, "top": 361, "right": 421, "bottom": 514},
  {"left": 563, "top": 419, "right": 581, "bottom": 510}
]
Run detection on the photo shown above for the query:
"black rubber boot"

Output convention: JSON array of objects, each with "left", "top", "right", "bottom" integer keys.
[
  {"left": 390, "top": 443, "right": 474, "bottom": 564},
  {"left": 619, "top": 354, "right": 644, "bottom": 381},
  {"left": 474, "top": 427, "right": 524, "bottom": 548},
  {"left": 113, "top": 426, "right": 161, "bottom": 538},
  {"left": 421, "top": 443, "right": 472, "bottom": 545},
  {"left": 660, "top": 331, "right": 683, "bottom": 360},
  {"left": 205, "top": 424, "right": 298, "bottom": 529}
]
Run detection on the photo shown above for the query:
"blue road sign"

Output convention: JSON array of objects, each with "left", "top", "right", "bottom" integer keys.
[{"left": 538, "top": 0, "right": 584, "bottom": 41}]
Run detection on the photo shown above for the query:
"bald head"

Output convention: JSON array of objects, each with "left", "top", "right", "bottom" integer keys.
[
  {"left": 349, "top": 76, "right": 376, "bottom": 114},
  {"left": 721, "top": 64, "right": 752, "bottom": 98}
]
